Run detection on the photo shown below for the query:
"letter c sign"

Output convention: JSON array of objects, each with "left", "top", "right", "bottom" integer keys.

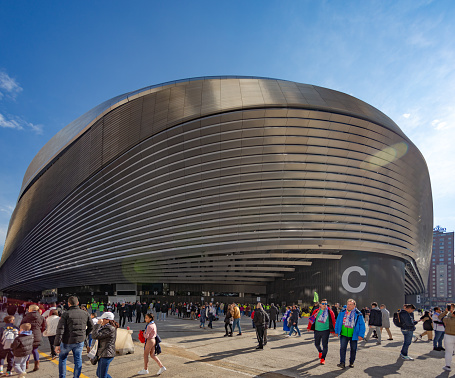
[{"left": 342, "top": 266, "right": 367, "bottom": 293}]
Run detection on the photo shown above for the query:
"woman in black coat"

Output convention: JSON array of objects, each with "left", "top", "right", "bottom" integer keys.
[
  {"left": 20, "top": 304, "right": 45, "bottom": 371},
  {"left": 91, "top": 312, "right": 118, "bottom": 378}
]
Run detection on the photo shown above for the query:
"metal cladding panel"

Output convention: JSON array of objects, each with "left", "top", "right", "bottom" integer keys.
[{"left": 0, "top": 77, "right": 432, "bottom": 294}]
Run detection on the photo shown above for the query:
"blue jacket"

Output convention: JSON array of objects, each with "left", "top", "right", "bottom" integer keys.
[{"left": 334, "top": 308, "right": 366, "bottom": 341}]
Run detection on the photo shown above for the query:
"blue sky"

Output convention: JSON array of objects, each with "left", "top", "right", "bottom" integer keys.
[{"left": 1, "top": 0, "right": 455, "bottom": 251}]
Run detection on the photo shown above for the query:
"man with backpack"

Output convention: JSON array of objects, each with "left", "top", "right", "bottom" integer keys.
[
  {"left": 397, "top": 304, "right": 418, "bottom": 360},
  {"left": 0, "top": 315, "right": 18, "bottom": 376}
]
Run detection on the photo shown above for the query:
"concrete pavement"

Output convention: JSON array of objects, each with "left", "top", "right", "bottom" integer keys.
[{"left": 1, "top": 311, "right": 452, "bottom": 377}]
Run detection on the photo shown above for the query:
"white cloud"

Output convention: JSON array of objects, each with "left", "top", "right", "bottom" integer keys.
[
  {"left": 0, "top": 71, "right": 22, "bottom": 99},
  {"left": 402, "top": 113, "right": 411, "bottom": 118},
  {"left": 0, "top": 112, "right": 43, "bottom": 134}
]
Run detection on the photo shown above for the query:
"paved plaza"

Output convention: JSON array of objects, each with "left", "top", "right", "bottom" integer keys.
[{"left": 1, "top": 311, "right": 452, "bottom": 377}]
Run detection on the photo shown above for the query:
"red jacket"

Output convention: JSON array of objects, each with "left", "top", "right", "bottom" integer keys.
[{"left": 307, "top": 307, "right": 336, "bottom": 333}]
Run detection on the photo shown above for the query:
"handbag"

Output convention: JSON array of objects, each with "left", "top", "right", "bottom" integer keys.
[
  {"left": 87, "top": 340, "right": 98, "bottom": 359},
  {"left": 88, "top": 340, "right": 99, "bottom": 365}
]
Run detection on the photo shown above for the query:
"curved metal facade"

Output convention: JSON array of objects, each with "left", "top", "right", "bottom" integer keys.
[{"left": 0, "top": 77, "right": 432, "bottom": 297}]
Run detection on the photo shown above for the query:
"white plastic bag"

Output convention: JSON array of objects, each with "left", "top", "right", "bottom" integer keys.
[
  {"left": 115, "top": 328, "right": 134, "bottom": 355},
  {"left": 87, "top": 340, "right": 98, "bottom": 359}
]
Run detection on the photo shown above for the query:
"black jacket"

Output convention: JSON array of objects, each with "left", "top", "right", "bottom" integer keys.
[
  {"left": 118, "top": 305, "right": 127, "bottom": 317},
  {"left": 54, "top": 306, "right": 93, "bottom": 346},
  {"left": 21, "top": 311, "right": 45, "bottom": 347},
  {"left": 142, "top": 303, "right": 148, "bottom": 314},
  {"left": 253, "top": 308, "right": 270, "bottom": 327},
  {"left": 290, "top": 308, "right": 300, "bottom": 324},
  {"left": 11, "top": 333, "right": 34, "bottom": 357},
  {"left": 368, "top": 308, "right": 383, "bottom": 327},
  {"left": 91, "top": 324, "right": 117, "bottom": 358},
  {"left": 269, "top": 305, "right": 278, "bottom": 321}
]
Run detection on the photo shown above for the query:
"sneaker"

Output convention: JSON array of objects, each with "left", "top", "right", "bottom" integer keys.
[
  {"left": 337, "top": 363, "right": 345, "bottom": 369},
  {"left": 376, "top": 341, "right": 381, "bottom": 345},
  {"left": 320, "top": 358, "right": 325, "bottom": 365},
  {"left": 6, "top": 372, "right": 13, "bottom": 377},
  {"left": 443, "top": 366, "right": 451, "bottom": 371},
  {"left": 403, "top": 355, "right": 414, "bottom": 361},
  {"left": 349, "top": 363, "right": 354, "bottom": 368},
  {"left": 319, "top": 352, "right": 322, "bottom": 359},
  {"left": 388, "top": 338, "right": 393, "bottom": 340},
  {"left": 157, "top": 366, "right": 166, "bottom": 375},
  {"left": 137, "top": 369, "right": 149, "bottom": 375},
  {"left": 441, "top": 347, "right": 446, "bottom": 351},
  {"left": 285, "top": 334, "right": 291, "bottom": 337}
]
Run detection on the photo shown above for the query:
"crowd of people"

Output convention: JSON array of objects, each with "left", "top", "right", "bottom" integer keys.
[
  {"left": 2, "top": 297, "right": 455, "bottom": 375},
  {"left": 0, "top": 297, "right": 166, "bottom": 377}
]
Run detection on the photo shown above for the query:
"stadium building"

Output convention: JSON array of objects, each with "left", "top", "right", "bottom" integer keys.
[{"left": 0, "top": 77, "right": 432, "bottom": 309}]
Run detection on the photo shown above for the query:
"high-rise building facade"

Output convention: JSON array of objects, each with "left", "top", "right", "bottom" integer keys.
[
  {"left": 0, "top": 77, "right": 433, "bottom": 310},
  {"left": 425, "top": 226, "right": 455, "bottom": 307}
]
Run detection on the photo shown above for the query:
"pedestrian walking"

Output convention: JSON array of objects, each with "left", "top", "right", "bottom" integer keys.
[
  {"left": 136, "top": 301, "right": 143, "bottom": 323},
  {"left": 253, "top": 303, "right": 269, "bottom": 349},
  {"left": 54, "top": 296, "right": 93, "bottom": 378},
  {"left": 11, "top": 323, "right": 33, "bottom": 378},
  {"left": 232, "top": 303, "right": 242, "bottom": 335},
  {"left": 282, "top": 307, "right": 291, "bottom": 334},
  {"left": 417, "top": 311, "right": 433, "bottom": 341},
  {"left": 439, "top": 304, "right": 455, "bottom": 371},
  {"left": 21, "top": 304, "right": 45, "bottom": 371},
  {"left": 398, "top": 304, "right": 418, "bottom": 360},
  {"left": 138, "top": 314, "right": 166, "bottom": 376},
  {"left": 364, "top": 302, "right": 382, "bottom": 345},
  {"left": 0, "top": 315, "right": 18, "bottom": 376},
  {"left": 307, "top": 299, "right": 336, "bottom": 365},
  {"left": 91, "top": 312, "right": 118, "bottom": 378},
  {"left": 334, "top": 298, "right": 365, "bottom": 369},
  {"left": 379, "top": 304, "right": 393, "bottom": 340},
  {"left": 285, "top": 305, "right": 301, "bottom": 337},
  {"left": 43, "top": 309, "right": 60, "bottom": 359},
  {"left": 433, "top": 307, "right": 445, "bottom": 351}
]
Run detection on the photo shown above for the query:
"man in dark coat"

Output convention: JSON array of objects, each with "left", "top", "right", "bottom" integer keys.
[
  {"left": 21, "top": 304, "right": 45, "bottom": 371},
  {"left": 54, "top": 296, "right": 93, "bottom": 378},
  {"left": 136, "top": 301, "right": 142, "bottom": 323},
  {"left": 253, "top": 303, "right": 270, "bottom": 349},
  {"left": 363, "top": 302, "right": 383, "bottom": 345},
  {"left": 118, "top": 302, "right": 128, "bottom": 327},
  {"left": 269, "top": 303, "right": 279, "bottom": 329},
  {"left": 141, "top": 301, "right": 148, "bottom": 322}
]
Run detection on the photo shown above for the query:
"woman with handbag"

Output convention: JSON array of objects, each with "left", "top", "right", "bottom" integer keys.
[
  {"left": 91, "top": 312, "right": 118, "bottom": 378},
  {"left": 138, "top": 313, "right": 166, "bottom": 376}
]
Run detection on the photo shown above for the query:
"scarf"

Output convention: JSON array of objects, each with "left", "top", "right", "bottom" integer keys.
[
  {"left": 317, "top": 308, "right": 328, "bottom": 323},
  {"left": 343, "top": 309, "right": 356, "bottom": 328}
]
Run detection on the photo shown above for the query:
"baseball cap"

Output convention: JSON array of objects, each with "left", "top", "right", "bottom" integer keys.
[{"left": 99, "top": 312, "right": 115, "bottom": 320}]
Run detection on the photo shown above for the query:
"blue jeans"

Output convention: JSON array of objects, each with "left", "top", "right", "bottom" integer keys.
[
  {"left": 434, "top": 330, "right": 445, "bottom": 349},
  {"left": 233, "top": 318, "right": 242, "bottom": 334},
  {"left": 289, "top": 324, "right": 301, "bottom": 336},
  {"left": 401, "top": 330, "right": 413, "bottom": 356},
  {"left": 96, "top": 357, "right": 113, "bottom": 378},
  {"left": 59, "top": 341, "right": 84, "bottom": 378},
  {"left": 339, "top": 335, "right": 357, "bottom": 364}
]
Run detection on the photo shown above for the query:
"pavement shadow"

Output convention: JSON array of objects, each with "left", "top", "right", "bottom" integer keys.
[{"left": 363, "top": 356, "right": 404, "bottom": 377}]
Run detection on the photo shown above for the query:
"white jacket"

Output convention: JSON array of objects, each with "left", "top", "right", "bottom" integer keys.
[{"left": 43, "top": 315, "right": 60, "bottom": 336}]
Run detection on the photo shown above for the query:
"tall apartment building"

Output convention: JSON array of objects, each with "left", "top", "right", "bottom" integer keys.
[{"left": 426, "top": 226, "right": 455, "bottom": 307}]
